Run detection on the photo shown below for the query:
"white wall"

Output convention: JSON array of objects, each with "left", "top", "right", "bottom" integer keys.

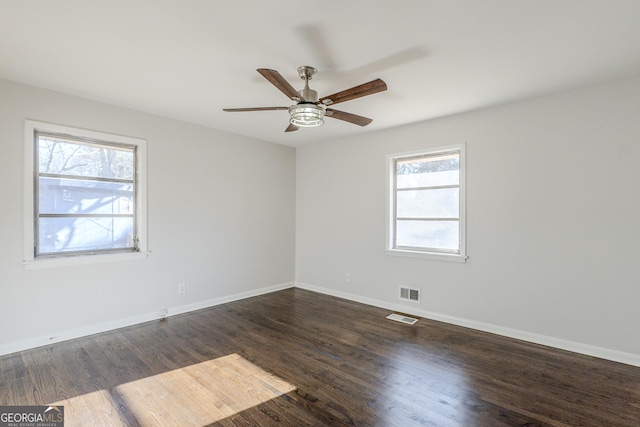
[
  {"left": 0, "top": 79, "right": 296, "bottom": 354},
  {"left": 296, "top": 76, "right": 640, "bottom": 364}
]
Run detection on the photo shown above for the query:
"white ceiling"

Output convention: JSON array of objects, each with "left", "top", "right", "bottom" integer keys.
[{"left": 1, "top": 1, "right": 639, "bottom": 147}]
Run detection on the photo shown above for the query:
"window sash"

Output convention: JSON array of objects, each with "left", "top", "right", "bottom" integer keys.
[
  {"left": 392, "top": 149, "right": 462, "bottom": 255},
  {"left": 34, "top": 131, "right": 138, "bottom": 257},
  {"left": 394, "top": 219, "right": 460, "bottom": 253}
]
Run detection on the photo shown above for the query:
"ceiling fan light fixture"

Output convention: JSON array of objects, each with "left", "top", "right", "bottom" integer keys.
[{"left": 288, "top": 103, "right": 325, "bottom": 127}]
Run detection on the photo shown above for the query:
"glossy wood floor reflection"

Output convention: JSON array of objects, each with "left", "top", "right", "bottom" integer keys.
[{"left": 2, "top": 289, "right": 640, "bottom": 426}]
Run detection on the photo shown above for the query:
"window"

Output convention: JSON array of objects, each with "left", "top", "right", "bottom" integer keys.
[
  {"left": 24, "top": 121, "right": 148, "bottom": 268},
  {"left": 387, "top": 144, "right": 466, "bottom": 262}
]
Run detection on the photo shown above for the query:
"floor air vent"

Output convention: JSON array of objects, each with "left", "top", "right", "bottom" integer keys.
[
  {"left": 386, "top": 313, "right": 419, "bottom": 325},
  {"left": 399, "top": 286, "right": 420, "bottom": 303}
]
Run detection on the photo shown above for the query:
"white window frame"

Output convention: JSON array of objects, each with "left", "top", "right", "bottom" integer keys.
[
  {"left": 386, "top": 143, "right": 467, "bottom": 263},
  {"left": 23, "top": 120, "right": 149, "bottom": 269}
]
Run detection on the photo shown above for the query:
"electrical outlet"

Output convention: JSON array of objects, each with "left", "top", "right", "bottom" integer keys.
[
  {"left": 178, "top": 283, "right": 186, "bottom": 294},
  {"left": 345, "top": 273, "right": 351, "bottom": 282},
  {"left": 158, "top": 308, "right": 168, "bottom": 318}
]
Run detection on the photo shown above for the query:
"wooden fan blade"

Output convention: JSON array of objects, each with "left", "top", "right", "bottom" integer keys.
[
  {"left": 257, "top": 69, "right": 304, "bottom": 102},
  {"left": 223, "top": 107, "right": 289, "bottom": 112},
  {"left": 285, "top": 123, "right": 299, "bottom": 132},
  {"left": 325, "top": 108, "right": 373, "bottom": 127},
  {"left": 320, "top": 78, "right": 387, "bottom": 106}
]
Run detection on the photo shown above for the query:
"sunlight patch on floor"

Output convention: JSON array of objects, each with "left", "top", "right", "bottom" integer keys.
[
  {"left": 53, "top": 353, "right": 296, "bottom": 426},
  {"left": 54, "top": 389, "right": 121, "bottom": 426}
]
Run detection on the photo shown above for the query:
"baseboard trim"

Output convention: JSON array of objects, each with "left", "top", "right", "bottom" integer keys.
[
  {"left": 167, "top": 282, "right": 295, "bottom": 317},
  {"left": 0, "top": 282, "right": 295, "bottom": 356},
  {"left": 294, "top": 282, "right": 640, "bottom": 368}
]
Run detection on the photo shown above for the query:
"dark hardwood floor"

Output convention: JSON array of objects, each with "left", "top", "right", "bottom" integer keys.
[{"left": 2, "top": 288, "right": 640, "bottom": 426}]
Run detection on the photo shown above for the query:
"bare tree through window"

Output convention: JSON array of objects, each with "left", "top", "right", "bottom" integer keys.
[{"left": 36, "top": 133, "right": 137, "bottom": 256}]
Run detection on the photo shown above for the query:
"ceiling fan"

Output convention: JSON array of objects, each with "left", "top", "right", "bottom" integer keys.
[{"left": 223, "top": 66, "right": 387, "bottom": 132}]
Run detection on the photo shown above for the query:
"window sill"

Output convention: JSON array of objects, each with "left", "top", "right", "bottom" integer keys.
[
  {"left": 385, "top": 249, "right": 468, "bottom": 263},
  {"left": 22, "top": 251, "right": 150, "bottom": 270}
]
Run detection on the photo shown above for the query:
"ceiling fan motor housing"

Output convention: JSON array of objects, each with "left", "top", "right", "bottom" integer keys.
[{"left": 299, "top": 86, "right": 319, "bottom": 102}]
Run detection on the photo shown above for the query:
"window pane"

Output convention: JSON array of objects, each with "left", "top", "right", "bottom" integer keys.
[
  {"left": 396, "top": 220, "right": 459, "bottom": 251},
  {"left": 39, "top": 178, "right": 133, "bottom": 215},
  {"left": 38, "top": 217, "right": 134, "bottom": 254},
  {"left": 38, "top": 135, "right": 134, "bottom": 180},
  {"left": 396, "top": 152, "right": 459, "bottom": 189},
  {"left": 397, "top": 188, "right": 459, "bottom": 218}
]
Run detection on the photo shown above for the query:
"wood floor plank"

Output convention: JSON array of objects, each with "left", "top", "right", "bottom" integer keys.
[{"left": 2, "top": 288, "right": 640, "bottom": 426}]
